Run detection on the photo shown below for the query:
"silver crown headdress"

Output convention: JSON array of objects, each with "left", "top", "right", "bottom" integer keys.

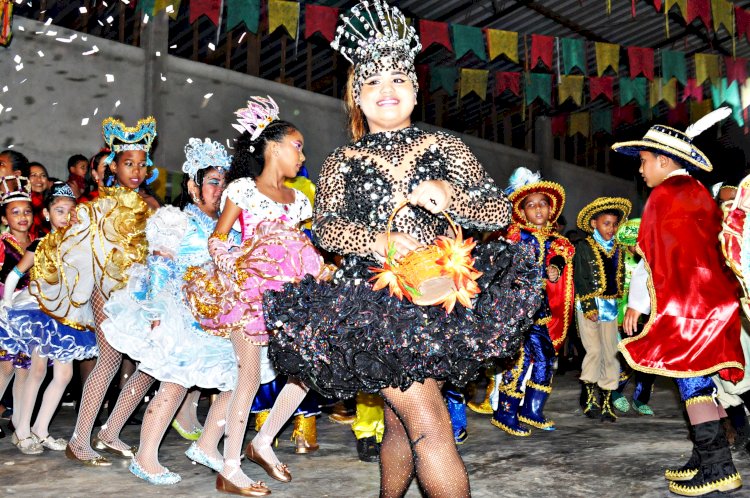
[
  {"left": 182, "top": 138, "right": 231, "bottom": 181},
  {"left": 49, "top": 181, "right": 76, "bottom": 200},
  {"left": 0, "top": 176, "right": 31, "bottom": 205},
  {"left": 331, "top": 0, "right": 421, "bottom": 104},
  {"left": 232, "top": 96, "right": 281, "bottom": 143}
]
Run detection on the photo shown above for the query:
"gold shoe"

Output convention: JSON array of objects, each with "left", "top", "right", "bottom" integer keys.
[
  {"left": 65, "top": 444, "right": 112, "bottom": 467},
  {"left": 327, "top": 401, "right": 355, "bottom": 425},
  {"left": 467, "top": 376, "right": 495, "bottom": 415},
  {"left": 216, "top": 474, "right": 271, "bottom": 496},
  {"left": 291, "top": 415, "right": 319, "bottom": 455},
  {"left": 92, "top": 436, "right": 137, "bottom": 458},
  {"left": 245, "top": 441, "right": 292, "bottom": 482}
]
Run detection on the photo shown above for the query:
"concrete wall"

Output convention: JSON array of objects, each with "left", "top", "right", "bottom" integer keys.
[{"left": 1, "top": 16, "right": 639, "bottom": 221}]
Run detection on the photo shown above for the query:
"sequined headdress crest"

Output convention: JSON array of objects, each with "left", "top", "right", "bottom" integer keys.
[
  {"left": 0, "top": 176, "right": 31, "bottom": 205},
  {"left": 49, "top": 181, "right": 76, "bottom": 200},
  {"left": 102, "top": 116, "right": 159, "bottom": 185},
  {"left": 232, "top": 96, "right": 280, "bottom": 142},
  {"left": 182, "top": 138, "right": 231, "bottom": 181},
  {"left": 331, "top": 0, "right": 422, "bottom": 104}
]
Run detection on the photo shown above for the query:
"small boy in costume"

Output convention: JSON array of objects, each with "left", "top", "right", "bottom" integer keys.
[
  {"left": 573, "top": 197, "right": 631, "bottom": 422},
  {"left": 489, "top": 168, "right": 574, "bottom": 436},
  {"left": 615, "top": 108, "right": 744, "bottom": 496}
]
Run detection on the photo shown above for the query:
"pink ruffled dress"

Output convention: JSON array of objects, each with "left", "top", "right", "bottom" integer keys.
[{"left": 184, "top": 177, "right": 325, "bottom": 344}]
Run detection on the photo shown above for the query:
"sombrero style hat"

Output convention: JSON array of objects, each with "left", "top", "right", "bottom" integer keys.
[
  {"left": 615, "top": 218, "right": 641, "bottom": 247},
  {"left": 576, "top": 197, "right": 632, "bottom": 233},
  {"left": 611, "top": 107, "right": 731, "bottom": 172},
  {"left": 505, "top": 167, "right": 565, "bottom": 225}
]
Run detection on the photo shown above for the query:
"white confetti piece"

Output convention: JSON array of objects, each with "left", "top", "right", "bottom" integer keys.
[
  {"left": 160, "top": 73, "right": 166, "bottom": 81},
  {"left": 106, "top": 16, "right": 114, "bottom": 24},
  {"left": 97, "top": 20, "right": 104, "bottom": 27},
  {"left": 208, "top": 42, "right": 215, "bottom": 51},
  {"left": 6, "top": 144, "right": 13, "bottom": 148},
  {"left": 79, "top": 6, "right": 87, "bottom": 13},
  {"left": 217, "top": 419, "right": 226, "bottom": 427},
  {"left": 37, "top": 50, "right": 44, "bottom": 57},
  {"left": 103, "top": 1, "right": 108, "bottom": 6},
  {"left": 105, "top": 74, "right": 114, "bottom": 82},
  {"left": 170, "top": 44, "right": 177, "bottom": 49},
  {"left": 122, "top": 0, "right": 130, "bottom": 4},
  {"left": 44, "top": 18, "right": 52, "bottom": 26},
  {"left": 19, "top": 79, "right": 26, "bottom": 84},
  {"left": 114, "top": 100, "right": 121, "bottom": 107},
  {"left": 144, "top": 396, "right": 150, "bottom": 402},
  {"left": 52, "top": 102, "right": 57, "bottom": 105},
  {"left": 166, "top": 4, "right": 174, "bottom": 13},
  {"left": 82, "top": 46, "right": 99, "bottom": 55},
  {"left": 143, "top": 14, "right": 149, "bottom": 24},
  {"left": 93, "top": 107, "right": 98, "bottom": 115},
  {"left": 155, "top": 51, "right": 161, "bottom": 57},
  {"left": 186, "top": 78, "right": 193, "bottom": 84},
  {"left": 0, "top": 104, "right": 3, "bottom": 113},
  {"left": 56, "top": 34, "right": 77, "bottom": 43},
  {"left": 13, "top": 55, "right": 20, "bottom": 63},
  {"left": 204, "top": 93, "right": 213, "bottom": 99},
  {"left": 15, "top": 64, "right": 23, "bottom": 71},
  {"left": 45, "top": 30, "right": 57, "bottom": 36},
  {"left": 2, "top": 86, "right": 8, "bottom": 92},
  {"left": 81, "top": 118, "right": 89, "bottom": 126},
  {"left": 238, "top": 32, "right": 247, "bottom": 44},
  {"left": 17, "top": 25, "right": 24, "bottom": 32},
  {"left": 3, "top": 461, "right": 14, "bottom": 465}
]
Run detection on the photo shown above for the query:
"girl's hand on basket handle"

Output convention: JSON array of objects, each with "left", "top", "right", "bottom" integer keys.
[
  {"left": 409, "top": 180, "right": 454, "bottom": 214},
  {"left": 373, "top": 232, "right": 421, "bottom": 260}
]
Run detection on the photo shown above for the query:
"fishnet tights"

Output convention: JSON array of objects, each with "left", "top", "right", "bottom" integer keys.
[
  {"left": 98, "top": 369, "right": 155, "bottom": 451},
  {"left": 252, "top": 376, "right": 309, "bottom": 466},
  {"left": 194, "top": 389, "right": 231, "bottom": 464},
  {"left": 174, "top": 389, "right": 202, "bottom": 433},
  {"left": 134, "top": 382, "right": 187, "bottom": 475},
  {"left": 379, "top": 379, "right": 470, "bottom": 498},
  {"left": 68, "top": 289, "right": 123, "bottom": 460},
  {"left": 16, "top": 351, "right": 73, "bottom": 440},
  {"left": 220, "top": 330, "right": 263, "bottom": 488}
]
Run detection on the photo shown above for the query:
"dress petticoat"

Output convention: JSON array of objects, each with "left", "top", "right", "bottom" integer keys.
[{"left": 265, "top": 238, "right": 542, "bottom": 399}]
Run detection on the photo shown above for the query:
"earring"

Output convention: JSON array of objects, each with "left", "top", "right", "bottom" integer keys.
[{"left": 45, "top": 216, "right": 50, "bottom": 222}]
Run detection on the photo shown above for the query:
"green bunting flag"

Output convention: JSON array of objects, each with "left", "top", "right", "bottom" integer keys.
[{"left": 562, "top": 38, "right": 586, "bottom": 74}]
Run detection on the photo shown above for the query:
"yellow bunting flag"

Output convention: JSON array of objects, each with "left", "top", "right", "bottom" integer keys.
[
  {"left": 558, "top": 75, "right": 584, "bottom": 106},
  {"left": 154, "top": 0, "right": 181, "bottom": 20},
  {"left": 690, "top": 99, "right": 714, "bottom": 121},
  {"left": 568, "top": 112, "right": 590, "bottom": 137},
  {"left": 460, "top": 68, "right": 489, "bottom": 100},
  {"left": 650, "top": 77, "right": 678, "bottom": 108},
  {"left": 595, "top": 42, "right": 620, "bottom": 76},
  {"left": 664, "top": 0, "right": 687, "bottom": 36},
  {"left": 268, "top": 0, "right": 300, "bottom": 39},
  {"left": 486, "top": 29, "right": 518, "bottom": 63},
  {"left": 694, "top": 53, "right": 721, "bottom": 85},
  {"left": 712, "top": 0, "right": 733, "bottom": 34}
]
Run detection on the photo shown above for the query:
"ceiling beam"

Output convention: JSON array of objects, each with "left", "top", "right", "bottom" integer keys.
[
  {"left": 513, "top": 0, "right": 611, "bottom": 43},
  {"left": 652, "top": 12, "right": 730, "bottom": 56}
]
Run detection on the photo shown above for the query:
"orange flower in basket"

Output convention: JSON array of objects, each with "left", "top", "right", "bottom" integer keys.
[
  {"left": 434, "top": 228, "right": 482, "bottom": 287},
  {"left": 369, "top": 258, "right": 407, "bottom": 300}
]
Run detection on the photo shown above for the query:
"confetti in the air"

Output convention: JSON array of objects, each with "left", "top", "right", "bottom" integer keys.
[
  {"left": 15, "top": 64, "right": 23, "bottom": 71},
  {"left": 106, "top": 74, "right": 115, "bottom": 82},
  {"left": 13, "top": 55, "right": 20, "bottom": 63},
  {"left": 160, "top": 73, "right": 166, "bottom": 81},
  {"left": 115, "top": 100, "right": 121, "bottom": 107},
  {"left": 79, "top": 6, "right": 87, "bottom": 13},
  {"left": 166, "top": 4, "right": 174, "bottom": 13},
  {"left": 82, "top": 46, "right": 99, "bottom": 55},
  {"left": 238, "top": 33, "right": 247, "bottom": 44},
  {"left": 186, "top": 78, "right": 193, "bottom": 84},
  {"left": 208, "top": 42, "right": 215, "bottom": 51},
  {"left": 81, "top": 118, "right": 89, "bottom": 126},
  {"left": 37, "top": 50, "right": 44, "bottom": 57}
]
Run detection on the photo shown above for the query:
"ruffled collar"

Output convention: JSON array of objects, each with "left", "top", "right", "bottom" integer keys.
[
  {"left": 353, "top": 125, "right": 423, "bottom": 150},
  {"left": 184, "top": 203, "right": 216, "bottom": 234}
]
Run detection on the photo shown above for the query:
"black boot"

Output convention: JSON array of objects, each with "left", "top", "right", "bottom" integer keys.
[
  {"left": 668, "top": 420, "right": 743, "bottom": 496},
  {"left": 356, "top": 436, "right": 379, "bottom": 463},
  {"left": 599, "top": 390, "right": 617, "bottom": 422},
  {"left": 664, "top": 445, "right": 700, "bottom": 482},
  {"left": 580, "top": 382, "right": 600, "bottom": 419}
]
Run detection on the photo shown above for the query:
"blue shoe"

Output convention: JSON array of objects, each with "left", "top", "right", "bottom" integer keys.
[
  {"left": 185, "top": 442, "right": 223, "bottom": 472},
  {"left": 445, "top": 389, "right": 468, "bottom": 445},
  {"left": 129, "top": 458, "right": 181, "bottom": 485}
]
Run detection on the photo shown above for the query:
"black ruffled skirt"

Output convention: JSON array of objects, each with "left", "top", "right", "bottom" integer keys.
[{"left": 264, "top": 239, "right": 542, "bottom": 399}]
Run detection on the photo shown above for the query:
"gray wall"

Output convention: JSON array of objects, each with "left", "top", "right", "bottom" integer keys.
[{"left": 1, "top": 16, "right": 638, "bottom": 221}]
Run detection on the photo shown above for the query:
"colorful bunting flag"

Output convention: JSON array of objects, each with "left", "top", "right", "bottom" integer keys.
[
  {"left": 189, "top": 0, "right": 222, "bottom": 26},
  {"left": 304, "top": 5, "right": 338, "bottom": 42},
  {"left": 416, "top": 64, "right": 430, "bottom": 94},
  {"left": 694, "top": 53, "right": 721, "bottom": 85},
  {"left": 662, "top": 50, "right": 687, "bottom": 85},
  {"left": 687, "top": 0, "right": 711, "bottom": 29},
  {"left": 614, "top": 105, "right": 637, "bottom": 129},
  {"left": 452, "top": 24, "right": 487, "bottom": 61},
  {"left": 568, "top": 112, "right": 590, "bottom": 137},
  {"left": 726, "top": 57, "right": 748, "bottom": 84},
  {"left": 627, "top": 47, "right": 654, "bottom": 80},
  {"left": 268, "top": 0, "right": 300, "bottom": 39},
  {"left": 690, "top": 99, "right": 714, "bottom": 122},
  {"left": 620, "top": 77, "right": 648, "bottom": 107},
  {"left": 430, "top": 66, "right": 457, "bottom": 96},
  {"left": 664, "top": 0, "right": 687, "bottom": 36},
  {"left": 495, "top": 71, "right": 522, "bottom": 97},
  {"left": 559, "top": 75, "right": 584, "bottom": 105},
  {"left": 420, "top": 19, "right": 452, "bottom": 52},
  {"left": 592, "top": 109, "right": 613, "bottom": 134},
  {"left": 712, "top": 0, "right": 734, "bottom": 35},
  {"left": 525, "top": 73, "right": 552, "bottom": 105},
  {"left": 736, "top": 8, "right": 750, "bottom": 43},
  {"left": 653, "top": 0, "right": 663, "bottom": 11},
  {"left": 226, "top": 0, "right": 260, "bottom": 33},
  {"left": 711, "top": 78, "right": 743, "bottom": 125},
  {"left": 595, "top": 42, "right": 620, "bottom": 76},
  {"left": 531, "top": 34, "right": 554, "bottom": 69},
  {"left": 741, "top": 78, "right": 750, "bottom": 112},
  {"left": 562, "top": 38, "right": 586, "bottom": 75},
  {"left": 589, "top": 76, "right": 614, "bottom": 101},
  {"left": 460, "top": 68, "right": 489, "bottom": 100},
  {"left": 649, "top": 77, "right": 678, "bottom": 108},
  {"left": 138, "top": 0, "right": 155, "bottom": 13},
  {"left": 683, "top": 79, "right": 704, "bottom": 103},
  {"left": 551, "top": 115, "right": 567, "bottom": 136},
  {"left": 667, "top": 104, "right": 689, "bottom": 127},
  {"left": 486, "top": 29, "right": 518, "bottom": 63},
  {"left": 154, "top": 0, "right": 181, "bottom": 20}
]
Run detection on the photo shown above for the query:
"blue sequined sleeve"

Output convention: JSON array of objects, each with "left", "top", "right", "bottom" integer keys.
[{"left": 147, "top": 254, "right": 175, "bottom": 300}]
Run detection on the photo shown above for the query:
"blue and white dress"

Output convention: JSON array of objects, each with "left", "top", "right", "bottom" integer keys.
[
  {"left": 101, "top": 204, "right": 237, "bottom": 390},
  {"left": 0, "top": 239, "right": 98, "bottom": 363}
]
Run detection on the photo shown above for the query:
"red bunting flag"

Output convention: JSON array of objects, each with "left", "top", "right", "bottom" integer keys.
[
  {"left": 419, "top": 19, "right": 452, "bottom": 52},
  {"left": 653, "top": 0, "right": 663, "bottom": 11},
  {"left": 530, "top": 34, "right": 554, "bottom": 69},
  {"left": 551, "top": 115, "right": 567, "bottom": 137},
  {"left": 589, "top": 76, "right": 614, "bottom": 101},
  {"left": 305, "top": 5, "right": 338, "bottom": 42},
  {"left": 628, "top": 46, "right": 655, "bottom": 80},
  {"left": 416, "top": 64, "right": 430, "bottom": 95},
  {"left": 736, "top": 7, "right": 750, "bottom": 42},
  {"left": 613, "top": 105, "right": 637, "bottom": 129},
  {"left": 667, "top": 104, "right": 689, "bottom": 127},
  {"left": 494, "top": 71, "right": 522, "bottom": 96},
  {"left": 687, "top": 0, "right": 711, "bottom": 29},
  {"left": 725, "top": 57, "right": 748, "bottom": 83},
  {"left": 189, "top": 0, "right": 222, "bottom": 25},
  {"left": 682, "top": 79, "right": 704, "bottom": 103}
]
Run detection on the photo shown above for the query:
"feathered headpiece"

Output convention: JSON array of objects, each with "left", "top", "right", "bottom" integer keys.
[
  {"left": 331, "top": 0, "right": 421, "bottom": 104},
  {"left": 182, "top": 138, "right": 231, "bottom": 181},
  {"left": 232, "top": 96, "right": 280, "bottom": 142},
  {"left": 611, "top": 107, "right": 731, "bottom": 172},
  {"left": 102, "top": 116, "right": 159, "bottom": 185},
  {"left": 0, "top": 176, "right": 31, "bottom": 205},
  {"left": 504, "top": 167, "right": 566, "bottom": 225}
]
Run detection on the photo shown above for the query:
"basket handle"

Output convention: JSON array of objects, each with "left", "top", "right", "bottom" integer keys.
[{"left": 385, "top": 199, "right": 457, "bottom": 259}]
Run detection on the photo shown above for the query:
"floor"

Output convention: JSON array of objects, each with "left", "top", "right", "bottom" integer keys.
[{"left": 1, "top": 372, "right": 748, "bottom": 497}]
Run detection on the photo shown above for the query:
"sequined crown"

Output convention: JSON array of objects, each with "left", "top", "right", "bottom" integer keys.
[
  {"left": 331, "top": 0, "right": 421, "bottom": 66},
  {"left": 183, "top": 138, "right": 231, "bottom": 181},
  {"left": 232, "top": 96, "right": 280, "bottom": 141},
  {"left": 0, "top": 176, "right": 31, "bottom": 205},
  {"left": 49, "top": 181, "right": 76, "bottom": 199},
  {"left": 102, "top": 116, "right": 157, "bottom": 154}
]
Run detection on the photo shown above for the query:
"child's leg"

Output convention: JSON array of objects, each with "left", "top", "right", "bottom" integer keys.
[
  {"left": 32, "top": 359, "right": 74, "bottom": 441},
  {"left": 134, "top": 382, "right": 188, "bottom": 475},
  {"left": 599, "top": 320, "right": 621, "bottom": 391},
  {"left": 576, "top": 311, "right": 602, "bottom": 385},
  {"left": 98, "top": 369, "right": 155, "bottom": 451},
  {"left": 15, "top": 350, "right": 47, "bottom": 439}
]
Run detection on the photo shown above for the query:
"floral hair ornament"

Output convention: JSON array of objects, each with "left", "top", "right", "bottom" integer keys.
[
  {"left": 331, "top": 0, "right": 422, "bottom": 104},
  {"left": 232, "top": 96, "right": 280, "bottom": 145},
  {"left": 49, "top": 181, "right": 76, "bottom": 200},
  {"left": 504, "top": 167, "right": 566, "bottom": 226},
  {"left": 0, "top": 176, "right": 31, "bottom": 205},
  {"left": 182, "top": 138, "right": 231, "bottom": 181}
]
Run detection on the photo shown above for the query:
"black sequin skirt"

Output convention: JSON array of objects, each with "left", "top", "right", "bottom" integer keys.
[{"left": 263, "top": 239, "right": 542, "bottom": 399}]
